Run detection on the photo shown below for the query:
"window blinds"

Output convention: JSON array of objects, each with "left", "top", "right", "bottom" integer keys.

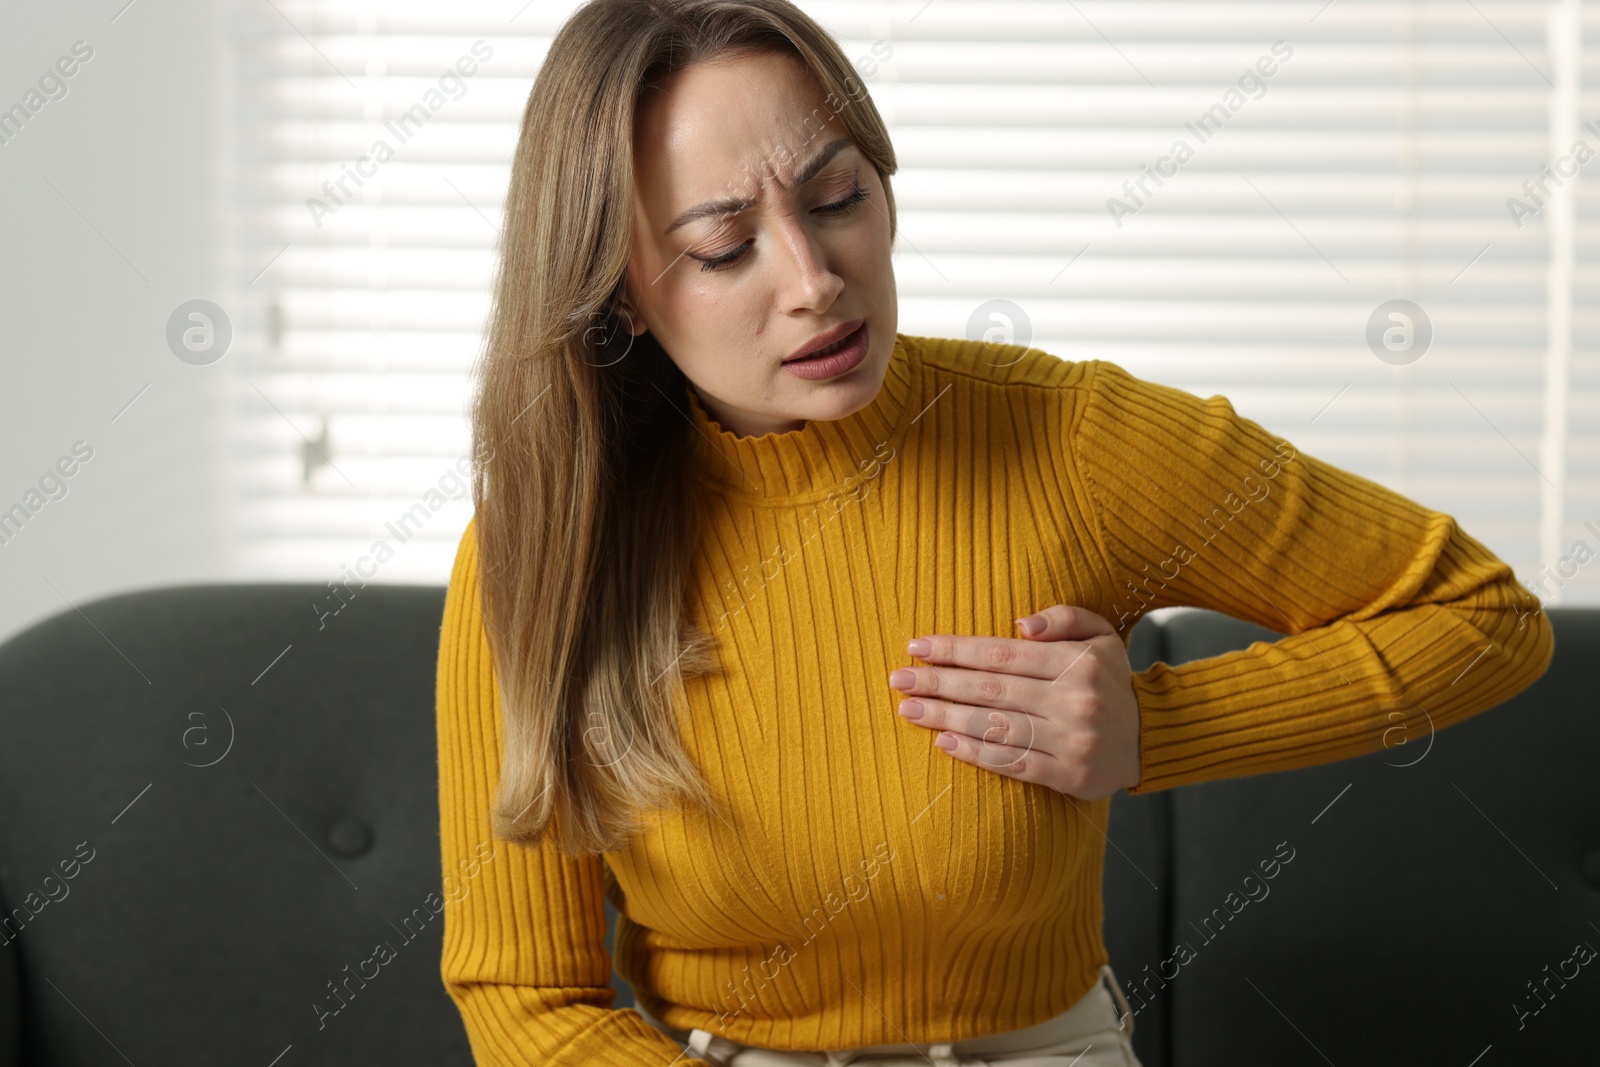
[{"left": 231, "top": 0, "right": 1598, "bottom": 606}]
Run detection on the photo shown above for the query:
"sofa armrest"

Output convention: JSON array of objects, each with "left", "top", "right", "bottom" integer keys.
[{"left": 0, "top": 886, "right": 20, "bottom": 1067}]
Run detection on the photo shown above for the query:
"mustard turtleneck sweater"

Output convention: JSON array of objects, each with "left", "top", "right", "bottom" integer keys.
[{"left": 435, "top": 332, "right": 1554, "bottom": 1065}]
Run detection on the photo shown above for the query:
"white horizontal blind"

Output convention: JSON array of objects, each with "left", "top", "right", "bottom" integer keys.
[
  {"left": 231, "top": 0, "right": 589, "bottom": 583},
  {"left": 232, "top": 0, "right": 1599, "bottom": 606}
]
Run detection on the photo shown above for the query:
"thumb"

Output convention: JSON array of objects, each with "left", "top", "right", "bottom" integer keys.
[{"left": 1015, "top": 604, "right": 1115, "bottom": 641}]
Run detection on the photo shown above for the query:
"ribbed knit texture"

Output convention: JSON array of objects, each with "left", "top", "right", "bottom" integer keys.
[{"left": 436, "top": 332, "right": 1555, "bottom": 1065}]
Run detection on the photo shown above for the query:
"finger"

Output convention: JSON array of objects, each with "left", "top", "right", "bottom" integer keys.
[
  {"left": 935, "top": 728, "right": 1042, "bottom": 777},
  {"left": 904, "top": 633, "right": 1065, "bottom": 682},
  {"left": 890, "top": 664, "right": 1049, "bottom": 711},
  {"left": 899, "top": 699, "right": 1041, "bottom": 756},
  {"left": 1015, "top": 604, "right": 1116, "bottom": 642}
]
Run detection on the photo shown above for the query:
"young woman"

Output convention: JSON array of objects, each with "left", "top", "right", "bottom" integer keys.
[{"left": 434, "top": 2, "right": 1555, "bottom": 1064}]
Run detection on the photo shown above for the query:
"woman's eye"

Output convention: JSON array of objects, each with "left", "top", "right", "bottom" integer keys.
[
  {"left": 693, "top": 184, "right": 871, "bottom": 273},
  {"left": 696, "top": 240, "right": 753, "bottom": 273},
  {"left": 814, "top": 184, "right": 870, "bottom": 217}
]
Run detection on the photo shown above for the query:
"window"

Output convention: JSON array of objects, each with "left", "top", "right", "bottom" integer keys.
[{"left": 233, "top": 0, "right": 1599, "bottom": 605}]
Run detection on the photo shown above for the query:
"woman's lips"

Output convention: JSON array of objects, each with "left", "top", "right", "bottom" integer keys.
[{"left": 781, "top": 322, "right": 869, "bottom": 380}]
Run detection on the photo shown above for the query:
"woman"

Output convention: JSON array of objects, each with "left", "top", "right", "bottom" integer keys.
[{"left": 435, "top": 1, "right": 1554, "bottom": 1064}]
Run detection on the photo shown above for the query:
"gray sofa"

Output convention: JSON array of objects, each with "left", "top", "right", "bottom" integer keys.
[{"left": 1, "top": 584, "right": 1592, "bottom": 1064}]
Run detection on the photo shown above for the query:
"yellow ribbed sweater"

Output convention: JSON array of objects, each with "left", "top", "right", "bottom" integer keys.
[{"left": 435, "top": 332, "right": 1554, "bottom": 1065}]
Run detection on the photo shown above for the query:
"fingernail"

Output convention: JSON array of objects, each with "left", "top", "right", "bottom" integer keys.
[
  {"left": 889, "top": 669, "right": 915, "bottom": 689},
  {"left": 935, "top": 733, "right": 957, "bottom": 752},
  {"left": 1015, "top": 615, "right": 1044, "bottom": 636},
  {"left": 906, "top": 638, "right": 931, "bottom": 657},
  {"left": 897, "top": 700, "right": 923, "bottom": 721}
]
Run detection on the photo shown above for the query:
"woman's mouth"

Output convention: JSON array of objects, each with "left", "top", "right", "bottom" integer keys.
[{"left": 782, "top": 322, "right": 869, "bottom": 380}]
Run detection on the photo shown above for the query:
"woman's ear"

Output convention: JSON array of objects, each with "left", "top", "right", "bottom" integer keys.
[{"left": 614, "top": 284, "right": 647, "bottom": 336}]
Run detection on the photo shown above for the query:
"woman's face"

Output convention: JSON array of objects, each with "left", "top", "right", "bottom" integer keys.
[{"left": 620, "top": 49, "right": 898, "bottom": 439}]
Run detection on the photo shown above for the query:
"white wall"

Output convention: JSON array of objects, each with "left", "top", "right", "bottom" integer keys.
[{"left": 0, "top": 0, "right": 235, "bottom": 645}]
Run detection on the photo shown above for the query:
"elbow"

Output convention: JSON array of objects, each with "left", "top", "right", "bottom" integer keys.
[
  {"left": 1478, "top": 584, "right": 1557, "bottom": 706},
  {"left": 1516, "top": 599, "right": 1556, "bottom": 689},
  {"left": 1435, "top": 570, "right": 1557, "bottom": 723}
]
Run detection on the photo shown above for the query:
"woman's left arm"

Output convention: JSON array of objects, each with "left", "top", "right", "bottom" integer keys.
[
  {"left": 1063, "top": 358, "right": 1557, "bottom": 795},
  {"left": 892, "top": 357, "right": 1558, "bottom": 798}
]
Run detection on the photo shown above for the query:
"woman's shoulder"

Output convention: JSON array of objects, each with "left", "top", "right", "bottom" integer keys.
[
  {"left": 896, "top": 331, "right": 1096, "bottom": 397},
  {"left": 898, "top": 334, "right": 1200, "bottom": 418}
]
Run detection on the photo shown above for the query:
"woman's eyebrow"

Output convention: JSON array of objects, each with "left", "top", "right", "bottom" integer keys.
[{"left": 664, "top": 136, "right": 854, "bottom": 235}]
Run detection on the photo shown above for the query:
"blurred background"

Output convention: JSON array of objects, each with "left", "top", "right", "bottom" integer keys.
[{"left": 3, "top": 0, "right": 1597, "bottom": 646}]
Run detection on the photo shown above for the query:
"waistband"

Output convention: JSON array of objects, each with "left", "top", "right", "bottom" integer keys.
[{"left": 638, "top": 961, "right": 1135, "bottom": 1065}]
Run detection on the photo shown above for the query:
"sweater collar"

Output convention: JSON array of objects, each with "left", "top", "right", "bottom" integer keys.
[{"left": 682, "top": 332, "right": 919, "bottom": 501}]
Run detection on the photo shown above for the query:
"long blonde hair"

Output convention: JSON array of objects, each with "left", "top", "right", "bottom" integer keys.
[{"left": 469, "top": 0, "right": 900, "bottom": 857}]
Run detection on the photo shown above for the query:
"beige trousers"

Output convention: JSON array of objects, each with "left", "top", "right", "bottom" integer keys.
[{"left": 638, "top": 962, "right": 1143, "bottom": 1067}]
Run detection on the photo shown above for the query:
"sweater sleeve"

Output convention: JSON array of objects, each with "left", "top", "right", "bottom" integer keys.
[
  {"left": 436, "top": 518, "right": 712, "bottom": 1066},
  {"left": 1061, "top": 359, "right": 1556, "bottom": 795}
]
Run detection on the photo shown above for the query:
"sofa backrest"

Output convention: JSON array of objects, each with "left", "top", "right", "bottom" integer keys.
[
  {"left": 0, "top": 583, "right": 472, "bottom": 1066},
  {"left": 2, "top": 587, "right": 1591, "bottom": 1066},
  {"left": 1117, "top": 606, "right": 1597, "bottom": 1065},
  {"left": 1095, "top": 611, "right": 1181, "bottom": 1067}
]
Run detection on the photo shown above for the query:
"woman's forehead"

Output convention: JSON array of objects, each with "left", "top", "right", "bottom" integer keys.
[
  {"left": 636, "top": 53, "right": 832, "bottom": 166},
  {"left": 634, "top": 55, "right": 845, "bottom": 230}
]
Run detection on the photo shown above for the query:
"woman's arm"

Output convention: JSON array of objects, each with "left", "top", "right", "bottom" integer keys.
[
  {"left": 1060, "top": 359, "right": 1555, "bottom": 795},
  {"left": 436, "top": 519, "right": 709, "bottom": 1065}
]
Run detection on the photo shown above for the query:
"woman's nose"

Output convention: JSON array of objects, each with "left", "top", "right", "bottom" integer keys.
[{"left": 776, "top": 223, "right": 844, "bottom": 313}]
